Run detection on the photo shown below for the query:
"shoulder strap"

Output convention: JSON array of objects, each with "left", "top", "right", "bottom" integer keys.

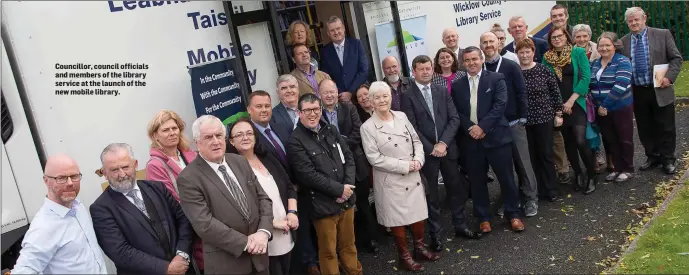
[{"left": 148, "top": 156, "right": 179, "bottom": 195}]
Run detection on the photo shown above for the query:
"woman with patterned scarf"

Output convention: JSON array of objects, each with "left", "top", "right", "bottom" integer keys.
[{"left": 543, "top": 26, "right": 599, "bottom": 195}]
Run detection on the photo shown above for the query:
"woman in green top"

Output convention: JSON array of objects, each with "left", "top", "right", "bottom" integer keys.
[{"left": 543, "top": 26, "right": 598, "bottom": 195}]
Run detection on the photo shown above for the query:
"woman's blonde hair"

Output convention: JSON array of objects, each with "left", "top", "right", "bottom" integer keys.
[
  {"left": 147, "top": 109, "right": 191, "bottom": 151},
  {"left": 286, "top": 20, "right": 314, "bottom": 46}
]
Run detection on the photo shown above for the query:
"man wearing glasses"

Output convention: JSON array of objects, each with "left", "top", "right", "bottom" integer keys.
[
  {"left": 286, "top": 93, "right": 363, "bottom": 275},
  {"left": 11, "top": 154, "right": 108, "bottom": 274}
]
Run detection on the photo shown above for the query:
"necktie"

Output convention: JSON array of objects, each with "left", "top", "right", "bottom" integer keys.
[
  {"left": 633, "top": 33, "right": 648, "bottom": 85},
  {"left": 422, "top": 85, "right": 434, "bottom": 122},
  {"left": 336, "top": 45, "right": 344, "bottom": 65},
  {"left": 126, "top": 189, "right": 149, "bottom": 218},
  {"left": 470, "top": 76, "right": 478, "bottom": 124},
  {"left": 217, "top": 165, "right": 250, "bottom": 219},
  {"left": 265, "top": 128, "right": 287, "bottom": 162}
]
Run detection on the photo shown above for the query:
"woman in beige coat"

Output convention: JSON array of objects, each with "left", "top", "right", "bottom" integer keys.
[{"left": 361, "top": 81, "right": 440, "bottom": 272}]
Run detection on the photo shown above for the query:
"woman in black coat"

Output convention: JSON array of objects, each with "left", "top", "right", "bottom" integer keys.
[{"left": 227, "top": 117, "right": 298, "bottom": 275}]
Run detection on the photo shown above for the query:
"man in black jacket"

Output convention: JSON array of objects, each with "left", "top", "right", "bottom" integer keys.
[
  {"left": 286, "top": 93, "right": 363, "bottom": 275},
  {"left": 320, "top": 79, "right": 380, "bottom": 254}
]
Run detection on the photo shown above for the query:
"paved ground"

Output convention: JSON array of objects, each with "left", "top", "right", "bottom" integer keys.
[{"left": 358, "top": 106, "right": 689, "bottom": 274}]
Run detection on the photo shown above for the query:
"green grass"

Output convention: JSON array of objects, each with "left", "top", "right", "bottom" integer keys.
[
  {"left": 615, "top": 182, "right": 689, "bottom": 274},
  {"left": 675, "top": 61, "right": 689, "bottom": 97}
]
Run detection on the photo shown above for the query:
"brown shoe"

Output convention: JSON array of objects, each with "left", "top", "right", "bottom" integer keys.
[
  {"left": 391, "top": 226, "right": 424, "bottom": 271},
  {"left": 479, "top": 222, "right": 492, "bottom": 233},
  {"left": 510, "top": 218, "right": 525, "bottom": 232},
  {"left": 410, "top": 221, "right": 441, "bottom": 262},
  {"left": 307, "top": 265, "right": 321, "bottom": 275}
]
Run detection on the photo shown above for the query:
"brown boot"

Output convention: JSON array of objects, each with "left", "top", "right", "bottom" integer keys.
[
  {"left": 410, "top": 221, "right": 441, "bottom": 262},
  {"left": 390, "top": 226, "right": 424, "bottom": 271}
]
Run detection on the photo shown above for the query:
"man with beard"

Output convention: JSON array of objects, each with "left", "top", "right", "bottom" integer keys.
[
  {"left": 11, "top": 154, "right": 108, "bottom": 274},
  {"left": 382, "top": 56, "right": 412, "bottom": 111},
  {"left": 90, "top": 143, "right": 195, "bottom": 274}
]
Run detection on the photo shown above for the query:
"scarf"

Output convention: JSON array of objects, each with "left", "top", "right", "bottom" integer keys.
[{"left": 544, "top": 44, "right": 573, "bottom": 81}]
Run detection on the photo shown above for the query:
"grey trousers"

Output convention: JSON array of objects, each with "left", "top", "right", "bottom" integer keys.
[{"left": 511, "top": 124, "right": 538, "bottom": 200}]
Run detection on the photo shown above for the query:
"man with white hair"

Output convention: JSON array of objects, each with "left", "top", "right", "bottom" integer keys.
[
  {"left": 621, "top": 7, "right": 683, "bottom": 175},
  {"left": 503, "top": 16, "right": 549, "bottom": 63},
  {"left": 382, "top": 55, "right": 412, "bottom": 111},
  {"left": 11, "top": 154, "right": 108, "bottom": 274},
  {"left": 271, "top": 74, "right": 301, "bottom": 144},
  {"left": 90, "top": 143, "right": 195, "bottom": 274},
  {"left": 178, "top": 115, "right": 274, "bottom": 275}
]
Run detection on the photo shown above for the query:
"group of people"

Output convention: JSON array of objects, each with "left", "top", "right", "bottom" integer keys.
[{"left": 10, "top": 5, "right": 684, "bottom": 275}]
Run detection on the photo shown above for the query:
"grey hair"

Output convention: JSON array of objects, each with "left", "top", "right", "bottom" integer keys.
[
  {"left": 508, "top": 16, "right": 525, "bottom": 25},
  {"left": 191, "top": 115, "right": 224, "bottom": 141},
  {"left": 597, "top": 32, "right": 624, "bottom": 53},
  {"left": 572, "top": 24, "right": 592, "bottom": 37},
  {"left": 368, "top": 81, "right": 391, "bottom": 101},
  {"left": 100, "top": 143, "right": 135, "bottom": 165},
  {"left": 625, "top": 7, "right": 646, "bottom": 20},
  {"left": 276, "top": 74, "right": 297, "bottom": 89},
  {"left": 327, "top": 16, "right": 343, "bottom": 27}
]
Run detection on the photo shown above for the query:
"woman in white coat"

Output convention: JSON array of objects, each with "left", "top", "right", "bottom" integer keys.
[{"left": 361, "top": 81, "right": 440, "bottom": 272}]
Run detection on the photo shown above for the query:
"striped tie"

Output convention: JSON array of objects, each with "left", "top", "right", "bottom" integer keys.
[
  {"left": 633, "top": 33, "right": 648, "bottom": 86},
  {"left": 218, "top": 165, "right": 250, "bottom": 219}
]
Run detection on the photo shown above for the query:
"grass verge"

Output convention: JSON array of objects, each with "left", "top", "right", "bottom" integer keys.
[
  {"left": 614, "top": 182, "right": 689, "bottom": 274},
  {"left": 675, "top": 61, "right": 688, "bottom": 97}
]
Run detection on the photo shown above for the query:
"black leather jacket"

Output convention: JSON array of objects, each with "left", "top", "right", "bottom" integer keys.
[{"left": 286, "top": 120, "right": 356, "bottom": 219}]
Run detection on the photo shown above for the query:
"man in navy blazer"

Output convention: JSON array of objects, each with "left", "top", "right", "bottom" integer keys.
[
  {"left": 270, "top": 74, "right": 301, "bottom": 144},
  {"left": 320, "top": 16, "right": 369, "bottom": 103},
  {"left": 401, "top": 55, "right": 482, "bottom": 251},
  {"left": 450, "top": 47, "right": 525, "bottom": 234},
  {"left": 90, "top": 143, "right": 195, "bottom": 275}
]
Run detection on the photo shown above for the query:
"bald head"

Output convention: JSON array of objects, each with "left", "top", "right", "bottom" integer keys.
[
  {"left": 319, "top": 79, "right": 339, "bottom": 108},
  {"left": 43, "top": 153, "right": 81, "bottom": 207},
  {"left": 479, "top": 32, "right": 500, "bottom": 60},
  {"left": 442, "top": 28, "right": 459, "bottom": 50}
]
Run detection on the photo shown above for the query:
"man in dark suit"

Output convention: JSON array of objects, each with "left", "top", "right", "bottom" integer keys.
[
  {"left": 401, "top": 55, "right": 481, "bottom": 251},
  {"left": 270, "top": 75, "right": 300, "bottom": 143},
  {"left": 247, "top": 90, "right": 288, "bottom": 169},
  {"left": 621, "top": 7, "right": 684, "bottom": 175},
  {"left": 178, "top": 115, "right": 273, "bottom": 275},
  {"left": 503, "top": 16, "right": 549, "bottom": 63},
  {"left": 90, "top": 143, "right": 194, "bottom": 275},
  {"left": 320, "top": 16, "right": 369, "bottom": 104},
  {"left": 270, "top": 75, "right": 321, "bottom": 275},
  {"left": 319, "top": 79, "right": 380, "bottom": 254},
  {"left": 451, "top": 46, "right": 525, "bottom": 233}
]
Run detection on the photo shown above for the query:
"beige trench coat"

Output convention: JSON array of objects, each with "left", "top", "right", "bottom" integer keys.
[{"left": 360, "top": 110, "right": 428, "bottom": 227}]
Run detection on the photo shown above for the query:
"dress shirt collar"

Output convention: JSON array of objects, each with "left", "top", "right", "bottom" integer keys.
[
  {"left": 324, "top": 103, "right": 339, "bottom": 113},
  {"left": 299, "top": 64, "right": 316, "bottom": 75},
  {"left": 252, "top": 120, "right": 272, "bottom": 134},
  {"left": 45, "top": 197, "right": 81, "bottom": 219},
  {"left": 334, "top": 39, "right": 345, "bottom": 49},
  {"left": 201, "top": 155, "right": 228, "bottom": 171},
  {"left": 468, "top": 69, "right": 483, "bottom": 80},
  {"left": 281, "top": 102, "right": 298, "bottom": 112},
  {"left": 414, "top": 81, "right": 431, "bottom": 92}
]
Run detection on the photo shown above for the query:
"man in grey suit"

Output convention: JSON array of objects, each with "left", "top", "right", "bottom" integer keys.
[
  {"left": 178, "top": 115, "right": 273, "bottom": 275},
  {"left": 621, "top": 7, "right": 683, "bottom": 175}
]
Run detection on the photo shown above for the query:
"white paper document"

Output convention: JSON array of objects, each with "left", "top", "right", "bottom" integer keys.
[{"left": 653, "top": 64, "right": 669, "bottom": 87}]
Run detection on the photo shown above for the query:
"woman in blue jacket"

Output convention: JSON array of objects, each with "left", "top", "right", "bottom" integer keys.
[{"left": 589, "top": 32, "right": 634, "bottom": 183}]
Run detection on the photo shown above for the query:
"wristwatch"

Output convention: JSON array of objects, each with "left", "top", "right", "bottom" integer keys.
[
  {"left": 176, "top": 251, "right": 190, "bottom": 262},
  {"left": 287, "top": 210, "right": 298, "bottom": 215}
]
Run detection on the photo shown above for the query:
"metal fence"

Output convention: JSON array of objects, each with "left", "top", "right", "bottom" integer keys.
[{"left": 558, "top": 1, "right": 689, "bottom": 59}]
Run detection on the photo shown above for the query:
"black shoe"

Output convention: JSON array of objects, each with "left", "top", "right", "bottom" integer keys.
[
  {"left": 584, "top": 176, "right": 598, "bottom": 195},
  {"left": 557, "top": 172, "right": 570, "bottom": 184},
  {"left": 640, "top": 158, "right": 660, "bottom": 170},
  {"left": 573, "top": 174, "right": 586, "bottom": 191},
  {"left": 430, "top": 236, "right": 443, "bottom": 252},
  {"left": 455, "top": 228, "right": 482, "bottom": 240},
  {"left": 368, "top": 240, "right": 380, "bottom": 253},
  {"left": 548, "top": 195, "right": 559, "bottom": 202},
  {"left": 663, "top": 162, "right": 676, "bottom": 175},
  {"left": 487, "top": 174, "right": 495, "bottom": 182}
]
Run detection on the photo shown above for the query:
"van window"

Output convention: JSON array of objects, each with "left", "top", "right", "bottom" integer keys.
[{"left": 1, "top": 91, "right": 14, "bottom": 143}]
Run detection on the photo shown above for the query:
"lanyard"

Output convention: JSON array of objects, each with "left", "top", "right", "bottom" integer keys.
[{"left": 483, "top": 55, "right": 502, "bottom": 72}]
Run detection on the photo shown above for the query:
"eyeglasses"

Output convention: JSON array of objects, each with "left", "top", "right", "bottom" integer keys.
[
  {"left": 551, "top": 34, "right": 566, "bottom": 41},
  {"left": 300, "top": 108, "right": 321, "bottom": 115},
  {"left": 46, "top": 173, "right": 82, "bottom": 184},
  {"left": 231, "top": 132, "right": 255, "bottom": 139},
  {"left": 497, "top": 37, "right": 506, "bottom": 42}
]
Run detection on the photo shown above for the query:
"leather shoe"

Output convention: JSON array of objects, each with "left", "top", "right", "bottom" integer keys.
[
  {"left": 455, "top": 228, "right": 482, "bottom": 240},
  {"left": 306, "top": 265, "right": 321, "bottom": 275},
  {"left": 479, "top": 222, "right": 492, "bottom": 233},
  {"left": 430, "top": 236, "right": 443, "bottom": 252},
  {"left": 640, "top": 159, "right": 660, "bottom": 170},
  {"left": 663, "top": 163, "right": 676, "bottom": 175},
  {"left": 510, "top": 218, "right": 525, "bottom": 232},
  {"left": 487, "top": 174, "right": 495, "bottom": 182}
]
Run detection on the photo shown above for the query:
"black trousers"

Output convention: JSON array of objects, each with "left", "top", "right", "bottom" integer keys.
[
  {"left": 269, "top": 252, "right": 291, "bottom": 275},
  {"left": 633, "top": 85, "right": 676, "bottom": 163},
  {"left": 421, "top": 155, "right": 470, "bottom": 236},
  {"left": 526, "top": 121, "right": 559, "bottom": 198},
  {"left": 354, "top": 176, "right": 379, "bottom": 246},
  {"left": 562, "top": 105, "right": 597, "bottom": 178},
  {"left": 598, "top": 105, "right": 635, "bottom": 173}
]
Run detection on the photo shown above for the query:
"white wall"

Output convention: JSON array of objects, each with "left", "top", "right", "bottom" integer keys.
[{"left": 362, "top": 0, "right": 555, "bottom": 79}]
